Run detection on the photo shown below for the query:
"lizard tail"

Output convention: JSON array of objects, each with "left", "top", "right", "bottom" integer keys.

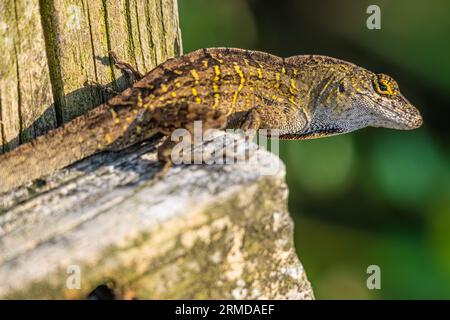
[{"left": 0, "top": 106, "right": 113, "bottom": 194}]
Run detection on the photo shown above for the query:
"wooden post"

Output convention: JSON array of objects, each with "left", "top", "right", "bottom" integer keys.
[
  {"left": 0, "top": 132, "right": 314, "bottom": 299},
  {"left": 0, "top": 0, "right": 182, "bottom": 152}
]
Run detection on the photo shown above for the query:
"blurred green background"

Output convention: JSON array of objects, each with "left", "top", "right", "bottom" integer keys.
[{"left": 178, "top": 0, "right": 450, "bottom": 299}]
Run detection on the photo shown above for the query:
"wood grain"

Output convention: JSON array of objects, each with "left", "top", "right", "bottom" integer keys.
[
  {"left": 0, "top": 0, "right": 182, "bottom": 153},
  {"left": 0, "top": 0, "right": 55, "bottom": 152}
]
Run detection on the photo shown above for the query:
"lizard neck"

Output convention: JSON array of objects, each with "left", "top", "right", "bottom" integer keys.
[{"left": 290, "top": 60, "right": 362, "bottom": 138}]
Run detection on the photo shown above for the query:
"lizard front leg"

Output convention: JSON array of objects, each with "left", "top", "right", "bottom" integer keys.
[
  {"left": 109, "top": 51, "right": 144, "bottom": 83},
  {"left": 230, "top": 105, "right": 308, "bottom": 137},
  {"left": 84, "top": 51, "right": 143, "bottom": 101},
  {"left": 154, "top": 103, "right": 228, "bottom": 178},
  {"left": 238, "top": 108, "right": 262, "bottom": 131}
]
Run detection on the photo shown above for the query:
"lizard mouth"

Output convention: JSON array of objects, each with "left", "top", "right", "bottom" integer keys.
[
  {"left": 373, "top": 93, "right": 423, "bottom": 130},
  {"left": 279, "top": 127, "right": 344, "bottom": 140},
  {"left": 397, "top": 107, "right": 423, "bottom": 129},
  {"left": 376, "top": 103, "right": 423, "bottom": 130}
]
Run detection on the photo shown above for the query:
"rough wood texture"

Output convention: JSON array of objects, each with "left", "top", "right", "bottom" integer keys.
[
  {"left": 0, "top": 132, "right": 314, "bottom": 299},
  {"left": 0, "top": 0, "right": 55, "bottom": 152},
  {"left": 0, "top": 0, "right": 182, "bottom": 153}
]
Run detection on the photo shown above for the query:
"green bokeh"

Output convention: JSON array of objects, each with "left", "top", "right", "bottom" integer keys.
[
  {"left": 285, "top": 135, "right": 355, "bottom": 197},
  {"left": 179, "top": 0, "right": 257, "bottom": 52},
  {"left": 369, "top": 130, "right": 447, "bottom": 210},
  {"left": 427, "top": 190, "right": 450, "bottom": 276}
]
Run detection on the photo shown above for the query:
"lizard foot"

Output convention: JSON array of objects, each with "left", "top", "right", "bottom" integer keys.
[
  {"left": 109, "top": 51, "right": 144, "bottom": 83},
  {"left": 239, "top": 108, "right": 261, "bottom": 131},
  {"left": 152, "top": 103, "right": 228, "bottom": 179},
  {"left": 155, "top": 137, "right": 176, "bottom": 180}
]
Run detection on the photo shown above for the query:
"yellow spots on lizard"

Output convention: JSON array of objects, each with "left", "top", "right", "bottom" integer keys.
[
  {"left": 136, "top": 126, "right": 142, "bottom": 134},
  {"left": 288, "top": 77, "right": 301, "bottom": 109},
  {"left": 230, "top": 92, "right": 240, "bottom": 115},
  {"left": 202, "top": 60, "right": 208, "bottom": 68},
  {"left": 229, "top": 64, "right": 246, "bottom": 115},
  {"left": 275, "top": 73, "right": 281, "bottom": 89},
  {"left": 212, "top": 53, "right": 224, "bottom": 64},
  {"left": 293, "top": 68, "right": 299, "bottom": 76},
  {"left": 245, "top": 94, "right": 251, "bottom": 108},
  {"left": 174, "top": 70, "right": 183, "bottom": 75},
  {"left": 190, "top": 69, "right": 202, "bottom": 104},
  {"left": 211, "top": 65, "right": 221, "bottom": 109},
  {"left": 136, "top": 91, "right": 143, "bottom": 108},
  {"left": 289, "top": 96, "right": 297, "bottom": 106},
  {"left": 213, "top": 94, "right": 220, "bottom": 109},
  {"left": 191, "top": 87, "right": 201, "bottom": 104},
  {"left": 110, "top": 109, "right": 120, "bottom": 124},
  {"left": 214, "top": 65, "right": 221, "bottom": 81},
  {"left": 289, "top": 78, "right": 298, "bottom": 95},
  {"left": 143, "top": 83, "right": 154, "bottom": 90},
  {"left": 161, "top": 83, "right": 168, "bottom": 93},
  {"left": 234, "top": 64, "right": 245, "bottom": 85},
  {"left": 190, "top": 69, "right": 200, "bottom": 85},
  {"left": 105, "top": 133, "right": 113, "bottom": 144},
  {"left": 244, "top": 58, "right": 250, "bottom": 67},
  {"left": 281, "top": 67, "right": 286, "bottom": 75},
  {"left": 256, "top": 67, "right": 263, "bottom": 79},
  {"left": 213, "top": 85, "right": 220, "bottom": 109},
  {"left": 274, "top": 71, "right": 283, "bottom": 96},
  {"left": 171, "top": 92, "right": 177, "bottom": 98}
]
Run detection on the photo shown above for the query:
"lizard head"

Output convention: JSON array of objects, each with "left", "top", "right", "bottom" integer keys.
[
  {"left": 351, "top": 72, "right": 423, "bottom": 130},
  {"left": 291, "top": 67, "right": 423, "bottom": 140}
]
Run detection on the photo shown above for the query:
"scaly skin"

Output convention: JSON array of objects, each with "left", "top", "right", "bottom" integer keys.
[{"left": 0, "top": 48, "right": 422, "bottom": 193}]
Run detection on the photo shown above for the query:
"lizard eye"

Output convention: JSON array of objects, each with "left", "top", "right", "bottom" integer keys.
[
  {"left": 378, "top": 82, "right": 388, "bottom": 92},
  {"left": 373, "top": 74, "right": 397, "bottom": 96}
]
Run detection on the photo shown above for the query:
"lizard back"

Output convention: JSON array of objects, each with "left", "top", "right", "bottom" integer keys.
[{"left": 109, "top": 48, "right": 321, "bottom": 116}]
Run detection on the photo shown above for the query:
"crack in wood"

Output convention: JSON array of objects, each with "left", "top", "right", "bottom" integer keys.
[
  {"left": 0, "top": 89, "right": 4, "bottom": 152},
  {"left": 133, "top": 0, "right": 148, "bottom": 70}
]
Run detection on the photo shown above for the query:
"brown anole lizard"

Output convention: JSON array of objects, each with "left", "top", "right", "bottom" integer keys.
[{"left": 0, "top": 48, "right": 422, "bottom": 193}]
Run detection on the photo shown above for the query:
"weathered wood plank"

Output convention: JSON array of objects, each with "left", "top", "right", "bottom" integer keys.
[
  {"left": 0, "top": 0, "right": 56, "bottom": 152},
  {"left": 0, "top": 132, "right": 314, "bottom": 299},
  {"left": 0, "top": 0, "right": 182, "bottom": 152},
  {"left": 42, "top": 0, "right": 182, "bottom": 122}
]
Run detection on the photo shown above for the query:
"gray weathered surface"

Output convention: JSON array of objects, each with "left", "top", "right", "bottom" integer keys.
[{"left": 0, "top": 132, "right": 314, "bottom": 299}]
